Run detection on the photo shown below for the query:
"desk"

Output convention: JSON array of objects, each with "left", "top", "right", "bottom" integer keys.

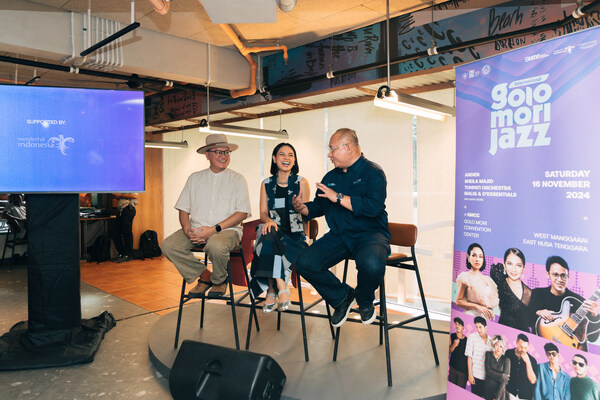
[{"left": 79, "top": 216, "right": 115, "bottom": 260}]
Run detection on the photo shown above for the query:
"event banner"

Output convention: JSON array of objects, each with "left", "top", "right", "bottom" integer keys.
[{"left": 448, "top": 26, "right": 600, "bottom": 399}]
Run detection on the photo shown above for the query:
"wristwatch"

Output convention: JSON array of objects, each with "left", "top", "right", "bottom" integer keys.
[
  {"left": 336, "top": 193, "right": 344, "bottom": 204},
  {"left": 214, "top": 224, "right": 222, "bottom": 233}
]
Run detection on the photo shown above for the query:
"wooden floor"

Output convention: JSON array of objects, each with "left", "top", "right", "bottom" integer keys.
[
  {"left": 81, "top": 257, "right": 185, "bottom": 316},
  {"left": 80, "top": 256, "right": 327, "bottom": 317},
  {"left": 80, "top": 256, "right": 415, "bottom": 320}
]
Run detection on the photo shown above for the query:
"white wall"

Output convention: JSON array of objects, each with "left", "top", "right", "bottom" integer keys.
[{"left": 414, "top": 89, "right": 456, "bottom": 304}]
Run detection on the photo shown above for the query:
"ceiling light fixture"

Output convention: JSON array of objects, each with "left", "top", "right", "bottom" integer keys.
[
  {"left": 374, "top": 86, "right": 455, "bottom": 121},
  {"left": 199, "top": 121, "right": 289, "bottom": 140},
  {"left": 144, "top": 140, "right": 189, "bottom": 149},
  {"left": 373, "top": 0, "right": 455, "bottom": 121},
  {"left": 276, "top": 0, "right": 297, "bottom": 13},
  {"left": 200, "top": 75, "right": 288, "bottom": 140}
]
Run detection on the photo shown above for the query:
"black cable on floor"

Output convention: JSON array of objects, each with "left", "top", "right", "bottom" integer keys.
[{"left": 115, "top": 305, "right": 181, "bottom": 322}]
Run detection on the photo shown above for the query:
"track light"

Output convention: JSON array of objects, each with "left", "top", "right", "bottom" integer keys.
[
  {"left": 198, "top": 120, "right": 288, "bottom": 140},
  {"left": 276, "top": 0, "right": 297, "bottom": 13},
  {"left": 145, "top": 140, "right": 188, "bottom": 149},
  {"left": 374, "top": 85, "right": 455, "bottom": 121}
]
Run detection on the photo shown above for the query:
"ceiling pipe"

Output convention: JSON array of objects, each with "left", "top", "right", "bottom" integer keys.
[
  {"left": 80, "top": 22, "right": 140, "bottom": 57},
  {"left": 147, "top": 0, "right": 170, "bottom": 15},
  {"left": 219, "top": 23, "right": 288, "bottom": 98},
  {"left": 0, "top": 54, "right": 231, "bottom": 98},
  {"left": 0, "top": 77, "right": 29, "bottom": 85},
  {"left": 220, "top": 24, "right": 257, "bottom": 98},
  {"left": 267, "top": 0, "right": 600, "bottom": 93}
]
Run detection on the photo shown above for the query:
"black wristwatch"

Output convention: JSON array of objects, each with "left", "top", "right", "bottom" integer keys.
[
  {"left": 214, "top": 224, "right": 222, "bottom": 233},
  {"left": 336, "top": 193, "right": 344, "bottom": 204}
]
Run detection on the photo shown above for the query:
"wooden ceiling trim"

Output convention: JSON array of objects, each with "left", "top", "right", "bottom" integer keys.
[
  {"left": 356, "top": 87, "right": 377, "bottom": 96},
  {"left": 228, "top": 111, "right": 259, "bottom": 119},
  {"left": 282, "top": 100, "right": 315, "bottom": 109},
  {"left": 212, "top": 94, "right": 374, "bottom": 125}
]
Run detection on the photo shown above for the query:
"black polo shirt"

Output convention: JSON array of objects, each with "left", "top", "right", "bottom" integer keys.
[
  {"left": 506, "top": 348, "right": 538, "bottom": 399},
  {"left": 305, "top": 155, "right": 390, "bottom": 250}
]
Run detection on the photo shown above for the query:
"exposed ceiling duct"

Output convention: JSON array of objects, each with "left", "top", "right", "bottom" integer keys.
[{"left": 0, "top": 0, "right": 251, "bottom": 91}]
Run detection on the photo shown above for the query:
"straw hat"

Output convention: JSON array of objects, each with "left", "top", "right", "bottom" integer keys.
[{"left": 196, "top": 133, "right": 239, "bottom": 154}]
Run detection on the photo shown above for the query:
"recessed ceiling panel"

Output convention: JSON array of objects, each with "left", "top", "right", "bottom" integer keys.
[{"left": 199, "top": 0, "right": 277, "bottom": 23}]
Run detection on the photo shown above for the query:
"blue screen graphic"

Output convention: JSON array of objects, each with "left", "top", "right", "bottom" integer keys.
[{"left": 0, "top": 85, "right": 145, "bottom": 193}]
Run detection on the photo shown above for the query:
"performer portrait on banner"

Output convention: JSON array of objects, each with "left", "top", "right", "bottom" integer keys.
[
  {"left": 528, "top": 256, "right": 600, "bottom": 350},
  {"left": 456, "top": 243, "right": 499, "bottom": 320},
  {"left": 484, "top": 335, "right": 511, "bottom": 400},
  {"left": 449, "top": 317, "right": 469, "bottom": 388},
  {"left": 490, "top": 248, "right": 532, "bottom": 331},
  {"left": 466, "top": 316, "right": 493, "bottom": 397},
  {"left": 534, "top": 343, "right": 570, "bottom": 400},
  {"left": 506, "top": 334, "right": 538, "bottom": 400},
  {"left": 570, "top": 354, "right": 600, "bottom": 400}
]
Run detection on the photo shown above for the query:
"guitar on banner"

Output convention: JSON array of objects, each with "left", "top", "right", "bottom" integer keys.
[{"left": 536, "top": 287, "right": 600, "bottom": 351}]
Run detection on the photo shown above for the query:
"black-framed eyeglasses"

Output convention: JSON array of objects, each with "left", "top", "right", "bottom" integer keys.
[
  {"left": 550, "top": 272, "right": 569, "bottom": 281},
  {"left": 546, "top": 351, "right": 558, "bottom": 357},
  {"left": 206, "top": 150, "right": 231, "bottom": 156},
  {"left": 573, "top": 360, "right": 586, "bottom": 367}
]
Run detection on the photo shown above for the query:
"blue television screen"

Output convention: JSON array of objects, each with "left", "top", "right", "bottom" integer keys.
[{"left": 0, "top": 85, "right": 145, "bottom": 193}]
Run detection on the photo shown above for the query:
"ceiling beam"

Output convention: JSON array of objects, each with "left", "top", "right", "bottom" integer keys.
[
  {"left": 356, "top": 81, "right": 455, "bottom": 96},
  {"left": 282, "top": 100, "right": 315, "bottom": 109},
  {"left": 228, "top": 111, "right": 259, "bottom": 119}
]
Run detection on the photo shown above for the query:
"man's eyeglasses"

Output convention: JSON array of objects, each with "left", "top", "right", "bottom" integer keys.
[
  {"left": 572, "top": 360, "right": 586, "bottom": 367},
  {"left": 206, "top": 150, "right": 231, "bottom": 156},
  {"left": 328, "top": 143, "right": 348, "bottom": 153},
  {"left": 550, "top": 272, "right": 569, "bottom": 281},
  {"left": 546, "top": 351, "right": 558, "bottom": 357}
]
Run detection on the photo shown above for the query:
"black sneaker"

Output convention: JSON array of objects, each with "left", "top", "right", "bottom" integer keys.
[
  {"left": 116, "top": 255, "right": 131, "bottom": 263},
  {"left": 331, "top": 288, "right": 356, "bottom": 328},
  {"left": 359, "top": 305, "right": 376, "bottom": 325}
]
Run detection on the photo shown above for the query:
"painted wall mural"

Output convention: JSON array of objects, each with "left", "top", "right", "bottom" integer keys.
[{"left": 263, "top": 0, "right": 600, "bottom": 99}]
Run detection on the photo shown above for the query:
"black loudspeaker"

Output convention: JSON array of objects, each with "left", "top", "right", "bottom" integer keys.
[{"left": 169, "top": 340, "right": 286, "bottom": 400}]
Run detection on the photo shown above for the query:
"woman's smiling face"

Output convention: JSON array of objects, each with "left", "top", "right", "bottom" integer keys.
[
  {"left": 505, "top": 252, "right": 525, "bottom": 281},
  {"left": 273, "top": 145, "right": 295, "bottom": 173}
]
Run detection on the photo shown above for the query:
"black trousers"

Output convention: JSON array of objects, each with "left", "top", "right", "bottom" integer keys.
[
  {"left": 471, "top": 377, "right": 486, "bottom": 397},
  {"left": 112, "top": 204, "right": 136, "bottom": 256}
]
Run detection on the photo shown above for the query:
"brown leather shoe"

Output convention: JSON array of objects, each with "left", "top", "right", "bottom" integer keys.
[
  {"left": 188, "top": 280, "right": 212, "bottom": 298},
  {"left": 207, "top": 282, "right": 227, "bottom": 298}
]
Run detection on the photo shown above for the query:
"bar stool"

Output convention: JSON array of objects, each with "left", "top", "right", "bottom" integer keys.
[
  {"left": 332, "top": 223, "right": 439, "bottom": 386},
  {"left": 173, "top": 219, "right": 261, "bottom": 350},
  {"left": 245, "top": 219, "right": 335, "bottom": 361}
]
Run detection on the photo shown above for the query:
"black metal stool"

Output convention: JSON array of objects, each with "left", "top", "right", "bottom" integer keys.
[
  {"left": 332, "top": 223, "right": 439, "bottom": 386},
  {"left": 245, "top": 219, "right": 335, "bottom": 361},
  {"left": 173, "top": 220, "right": 260, "bottom": 350}
]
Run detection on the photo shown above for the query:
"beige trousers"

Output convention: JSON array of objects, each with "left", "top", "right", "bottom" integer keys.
[{"left": 161, "top": 229, "right": 240, "bottom": 284}]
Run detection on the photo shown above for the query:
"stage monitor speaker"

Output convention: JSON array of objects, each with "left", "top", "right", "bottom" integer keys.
[{"left": 169, "top": 340, "right": 286, "bottom": 400}]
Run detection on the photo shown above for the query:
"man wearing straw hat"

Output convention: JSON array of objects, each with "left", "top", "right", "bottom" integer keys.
[{"left": 162, "top": 134, "right": 251, "bottom": 298}]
